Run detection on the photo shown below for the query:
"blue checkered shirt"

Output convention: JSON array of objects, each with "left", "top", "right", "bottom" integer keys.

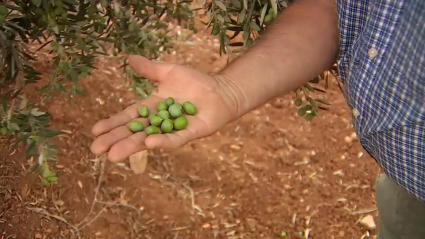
[{"left": 336, "top": 0, "right": 425, "bottom": 202}]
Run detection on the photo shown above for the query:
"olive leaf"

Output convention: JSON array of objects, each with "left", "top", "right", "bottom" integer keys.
[
  {"left": 309, "top": 76, "right": 320, "bottom": 84},
  {"left": 231, "top": 0, "right": 242, "bottom": 9},
  {"left": 243, "top": 0, "right": 248, "bottom": 10},
  {"left": 25, "top": 139, "right": 38, "bottom": 158},
  {"left": 307, "top": 97, "right": 319, "bottom": 112},
  {"left": 315, "top": 98, "right": 331, "bottom": 105},
  {"left": 30, "top": 108, "right": 46, "bottom": 116},
  {"left": 8, "top": 122, "right": 20, "bottom": 131},
  {"left": 40, "top": 129, "right": 63, "bottom": 138},
  {"left": 304, "top": 83, "right": 316, "bottom": 92},
  {"left": 239, "top": 9, "right": 246, "bottom": 23},
  {"left": 269, "top": 0, "right": 278, "bottom": 16},
  {"left": 229, "top": 42, "right": 244, "bottom": 46},
  {"left": 214, "top": 1, "right": 227, "bottom": 11},
  {"left": 260, "top": 3, "right": 268, "bottom": 25},
  {"left": 249, "top": 20, "right": 260, "bottom": 31},
  {"left": 312, "top": 86, "right": 326, "bottom": 93},
  {"left": 19, "top": 96, "right": 28, "bottom": 110},
  {"left": 0, "top": 101, "right": 6, "bottom": 116}
]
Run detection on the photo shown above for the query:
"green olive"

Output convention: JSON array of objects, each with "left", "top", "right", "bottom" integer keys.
[
  {"left": 294, "top": 98, "right": 302, "bottom": 106},
  {"left": 168, "top": 103, "right": 183, "bottom": 118},
  {"left": 305, "top": 113, "right": 314, "bottom": 121},
  {"left": 128, "top": 22, "right": 137, "bottom": 32},
  {"left": 175, "top": 103, "right": 183, "bottom": 110},
  {"left": 264, "top": 14, "right": 274, "bottom": 24},
  {"left": 1, "top": 127, "right": 8, "bottom": 135},
  {"left": 100, "top": 0, "right": 108, "bottom": 7},
  {"left": 268, "top": 8, "right": 273, "bottom": 15},
  {"left": 174, "top": 116, "right": 188, "bottom": 130},
  {"left": 146, "top": 126, "right": 160, "bottom": 135},
  {"left": 165, "top": 97, "right": 174, "bottom": 106},
  {"left": 138, "top": 105, "right": 149, "bottom": 117},
  {"left": 128, "top": 120, "right": 144, "bottom": 132},
  {"left": 268, "top": 8, "right": 277, "bottom": 17},
  {"left": 298, "top": 107, "right": 307, "bottom": 116},
  {"left": 212, "top": 23, "right": 220, "bottom": 35},
  {"left": 156, "top": 101, "right": 168, "bottom": 111},
  {"left": 161, "top": 119, "right": 174, "bottom": 133},
  {"left": 54, "top": 8, "right": 63, "bottom": 16},
  {"left": 61, "top": 12, "right": 67, "bottom": 20},
  {"left": 157, "top": 110, "right": 171, "bottom": 120},
  {"left": 149, "top": 115, "right": 163, "bottom": 127},
  {"left": 183, "top": 101, "right": 197, "bottom": 115},
  {"left": 148, "top": 113, "right": 157, "bottom": 121},
  {"left": 0, "top": 6, "right": 8, "bottom": 15},
  {"left": 305, "top": 105, "right": 312, "bottom": 110},
  {"left": 34, "top": 8, "right": 43, "bottom": 16}
]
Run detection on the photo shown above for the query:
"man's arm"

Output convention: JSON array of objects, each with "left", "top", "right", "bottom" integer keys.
[
  {"left": 89, "top": 0, "right": 339, "bottom": 159},
  {"left": 216, "top": 0, "right": 339, "bottom": 118}
]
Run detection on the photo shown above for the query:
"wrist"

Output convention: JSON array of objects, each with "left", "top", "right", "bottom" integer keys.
[{"left": 212, "top": 73, "right": 248, "bottom": 121}]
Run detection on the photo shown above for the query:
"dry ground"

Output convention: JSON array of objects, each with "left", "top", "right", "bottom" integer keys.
[{"left": 1, "top": 17, "right": 381, "bottom": 239}]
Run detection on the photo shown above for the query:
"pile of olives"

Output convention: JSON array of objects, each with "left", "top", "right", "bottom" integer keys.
[{"left": 127, "top": 97, "right": 197, "bottom": 135}]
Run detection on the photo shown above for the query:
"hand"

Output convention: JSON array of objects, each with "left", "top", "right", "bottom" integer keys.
[{"left": 90, "top": 55, "right": 239, "bottom": 162}]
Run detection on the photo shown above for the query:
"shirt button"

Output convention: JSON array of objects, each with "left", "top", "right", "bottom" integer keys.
[
  {"left": 368, "top": 47, "right": 378, "bottom": 58},
  {"left": 353, "top": 108, "right": 360, "bottom": 117}
]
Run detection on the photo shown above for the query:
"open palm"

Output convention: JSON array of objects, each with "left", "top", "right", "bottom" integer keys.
[{"left": 90, "top": 55, "right": 236, "bottom": 162}]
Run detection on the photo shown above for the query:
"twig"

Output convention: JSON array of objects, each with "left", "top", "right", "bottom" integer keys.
[
  {"left": 0, "top": 176, "right": 21, "bottom": 178},
  {"left": 76, "top": 156, "right": 105, "bottom": 227},
  {"left": 171, "top": 226, "right": 190, "bottom": 231},
  {"left": 181, "top": 183, "right": 195, "bottom": 209},
  {"left": 52, "top": 191, "right": 61, "bottom": 215},
  {"left": 167, "top": 176, "right": 203, "bottom": 214},
  {"left": 6, "top": 98, "right": 16, "bottom": 121},
  {"left": 27, "top": 207, "right": 81, "bottom": 239},
  {"left": 181, "top": 183, "right": 204, "bottom": 214},
  {"left": 77, "top": 207, "right": 106, "bottom": 231},
  {"left": 351, "top": 208, "right": 377, "bottom": 215},
  {"left": 95, "top": 200, "right": 141, "bottom": 214}
]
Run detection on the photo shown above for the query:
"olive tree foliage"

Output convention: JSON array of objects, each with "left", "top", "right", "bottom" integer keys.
[
  {"left": 204, "top": 0, "right": 336, "bottom": 114},
  {"left": 0, "top": 0, "right": 335, "bottom": 185}
]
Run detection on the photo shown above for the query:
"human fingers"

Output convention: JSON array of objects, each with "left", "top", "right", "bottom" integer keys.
[
  {"left": 91, "top": 96, "right": 159, "bottom": 136},
  {"left": 90, "top": 117, "right": 149, "bottom": 155},
  {"left": 106, "top": 129, "right": 151, "bottom": 162},
  {"left": 128, "top": 55, "right": 176, "bottom": 82},
  {"left": 144, "top": 116, "right": 206, "bottom": 149}
]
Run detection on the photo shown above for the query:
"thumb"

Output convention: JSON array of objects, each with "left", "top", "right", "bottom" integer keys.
[{"left": 128, "top": 55, "right": 175, "bottom": 82}]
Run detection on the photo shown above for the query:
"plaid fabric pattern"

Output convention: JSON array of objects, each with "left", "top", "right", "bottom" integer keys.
[{"left": 336, "top": 0, "right": 425, "bottom": 202}]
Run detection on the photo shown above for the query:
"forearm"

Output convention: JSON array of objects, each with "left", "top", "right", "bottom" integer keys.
[{"left": 216, "top": 0, "right": 339, "bottom": 118}]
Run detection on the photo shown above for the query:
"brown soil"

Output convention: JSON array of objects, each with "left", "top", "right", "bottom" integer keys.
[{"left": 1, "top": 17, "right": 380, "bottom": 239}]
